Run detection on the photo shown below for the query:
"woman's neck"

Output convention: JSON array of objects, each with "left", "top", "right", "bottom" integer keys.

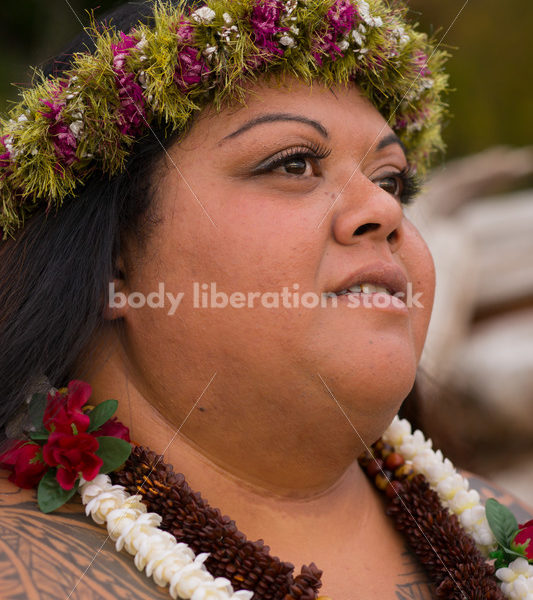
[
  {"left": 80, "top": 327, "right": 386, "bottom": 492},
  {"left": 125, "top": 394, "right": 380, "bottom": 573},
  {"left": 77, "top": 329, "right": 386, "bottom": 565}
]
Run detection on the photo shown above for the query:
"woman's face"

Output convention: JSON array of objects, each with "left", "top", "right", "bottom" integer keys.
[{"left": 117, "top": 75, "right": 435, "bottom": 451}]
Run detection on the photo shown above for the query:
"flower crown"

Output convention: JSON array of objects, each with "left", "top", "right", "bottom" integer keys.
[{"left": 0, "top": 0, "right": 449, "bottom": 239}]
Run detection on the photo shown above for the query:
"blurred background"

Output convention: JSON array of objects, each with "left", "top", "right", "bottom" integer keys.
[{"left": 0, "top": 1, "right": 532, "bottom": 505}]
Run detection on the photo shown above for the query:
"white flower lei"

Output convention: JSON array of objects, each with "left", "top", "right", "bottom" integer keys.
[
  {"left": 79, "top": 475, "right": 253, "bottom": 600},
  {"left": 79, "top": 419, "right": 533, "bottom": 600},
  {"left": 383, "top": 416, "right": 533, "bottom": 600}
]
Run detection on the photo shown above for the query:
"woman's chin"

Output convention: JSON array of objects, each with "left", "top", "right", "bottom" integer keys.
[
  {"left": 312, "top": 326, "right": 418, "bottom": 378},
  {"left": 312, "top": 347, "right": 417, "bottom": 417}
]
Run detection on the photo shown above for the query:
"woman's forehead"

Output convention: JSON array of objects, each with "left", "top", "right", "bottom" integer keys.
[{"left": 191, "top": 76, "right": 395, "bottom": 149}]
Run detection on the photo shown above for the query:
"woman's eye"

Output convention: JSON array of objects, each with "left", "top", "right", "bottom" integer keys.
[
  {"left": 273, "top": 156, "right": 314, "bottom": 176},
  {"left": 373, "top": 169, "right": 420, "bottom": 205},
  {"left": 376, "top": 175, "right": 402, "bottom": 197},
  {"left": 254, "top": 144, "right": 331, "bottom": 178}
]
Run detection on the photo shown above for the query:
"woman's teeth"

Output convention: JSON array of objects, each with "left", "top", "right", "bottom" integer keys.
[{"left": 336, "top": 283, "right": 391, "bottom": 296}]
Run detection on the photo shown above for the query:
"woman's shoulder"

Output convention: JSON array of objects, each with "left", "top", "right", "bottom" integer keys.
[
  {"left": 460, "top": 468, "right": 533, "bottom": 521},
  {"left": 0, "top": 471, "right": 169, "bottom": 600}
]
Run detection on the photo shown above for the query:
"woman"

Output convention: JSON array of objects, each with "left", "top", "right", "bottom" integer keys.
[{"left": 1, "top": 1, "right": 532, "bottom": 599}]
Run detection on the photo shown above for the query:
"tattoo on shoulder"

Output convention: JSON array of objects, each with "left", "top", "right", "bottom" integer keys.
[
  {"left": 395, "top": 546, "right": 435, "bottom": 600},
  {"left": 0, "top": 472, "right": 168, "bottom": 600}
]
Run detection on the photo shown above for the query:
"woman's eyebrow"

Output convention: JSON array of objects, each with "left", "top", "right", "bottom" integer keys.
[
  {"left": 376, "top": 133, "right": 407, "bottom": 156},
  {"left": 219, "top": 113, "right": 329, "bottom": 144}
]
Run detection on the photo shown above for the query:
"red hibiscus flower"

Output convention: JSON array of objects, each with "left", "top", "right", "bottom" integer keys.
[
  {"left": 43, "top": 380, "right": 92, "bottom": 434},
  {"left": 42, "top": 431, "right": 102, "bottom": 490},
  {"left": 0, "top": 440, "right": 48, "bottom": 488},
  {"left": 513, "top": 520, "right": 533, "bottom": 560},
  {"left": 94, "top": 417, "right": 130, "bottom": 441}
]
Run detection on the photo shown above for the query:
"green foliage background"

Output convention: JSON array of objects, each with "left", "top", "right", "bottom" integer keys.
[{"left": 0, "top": 0, "right": 531, "bottom": 160}]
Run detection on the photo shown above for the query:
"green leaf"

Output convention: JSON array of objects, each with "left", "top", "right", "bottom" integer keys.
[
  {"left": 95, "top": 437, "right": 131, "bottom": 474},
  {"left": 29, "top": 429, "right": 49, "bottom": 442},
  {"left": 510, "top": 539, "right": 530, "bottom": 557},
  {"left": 87, "top": 399, "right": 119, "bottom": 433},
  {"left": 489, "top": 548, "right": 508, "bottom": 570},
  {"left": 29, "top": 393, "right": 47, "bottom": 429},
  {"left": 37, "top": 470, "right": 78, "bottom": 513},
  {"left": 486, "top": 498, "right": 519, "bottom": 548},
  {"left": 509, "top": 549, "right": 529, "bottom": 561}
]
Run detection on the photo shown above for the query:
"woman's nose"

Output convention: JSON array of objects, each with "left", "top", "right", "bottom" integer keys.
[{"left": 331, "top": 176, "right": 404, "bottom": 252}]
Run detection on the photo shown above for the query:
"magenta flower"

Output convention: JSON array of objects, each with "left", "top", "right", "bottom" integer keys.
[
  {"left": 40, "top": 86, "right": 78, "bottom": 167},
  {"left": 313, "top": 0, "right": 359, "bottom": 66},
  {"left": 372, "top": 46, "right": 387, "bottom": 70},
  {"left": 413, "top": 51, "right": 431, "bottom": 78},
  {"left": 172, "top": 16, "right": 210, "bottom": 91},
  {"left": 394, "top": 117, "right": 408, "bottom": 130},
  {"left": 111, "top": 33, "right": 147, "bottom": 137},
  {"left": 249, "top": 0, "right": 288, "bottom": 59},
  {"left": 0, "top": 135, "right": 11, "bottom": 170},
  {"left": 112, "top": 32, "right": 138, "bottom": 69},
  {"left": 174, "top": 46, "right": 210, "bottom": 91},
  {"left": 175, "top": 19, "right": 195, "bottom": 44},
  {"left": 395, "top": 106, "right": 429, "bottom": 132},
  {"left": 327, "top": 0, "right": 358, "bottom": 34}
]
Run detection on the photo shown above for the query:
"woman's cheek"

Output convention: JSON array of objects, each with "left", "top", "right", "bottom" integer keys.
[{"left": 400, "top": 221, "right": 436, "bottom": 358}]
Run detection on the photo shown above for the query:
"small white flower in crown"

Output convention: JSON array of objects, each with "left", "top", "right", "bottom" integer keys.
[
  {"left": 351, "top": 23, "right": 367, "bottom": 48},
  {"left": 65, "top": 75, "right": 82, "bottom": 100},
  {"left": 338, "top": 39, "right": 350, "bottom": 51},
  {"left": 284, "top": 0, "right": 299, "bottom": 15},
  {"left": 393, "top": 25, "right": 410, "bottom": 48},
  {"left": 358, "top": 0, "right": 383, "bottom": 28},
  {"left": 69, "top": 120, "right": 84, "bottom": 140},
  {"left": 404, "top": 78, "right": 434, "bottom": 103},
  {"left": 138, "top": 71, "right": 148, "bottom": 89},
  {"left": 191, "top": 6, "right": 217, "bottom": 24},
  {"left": 203, "top": 45, "right": 219, "bottom": 61},
  {"left": 219, "top": 25, "right": 240, "bottom": 43},
  {"left": 279, "top": 35, "right": 296, "bottom": 48},
  {"left": 136, "top": 33, "right": 148, "bottom": 51},
  {"left": 6, "top": 138, "right": 23, "bottom": 159},
  {"left": 405, "top": 120, "right": 424, "bottom": 133},
  {"left": 4, "top": 135, "right": 16, "bottom": 156}
]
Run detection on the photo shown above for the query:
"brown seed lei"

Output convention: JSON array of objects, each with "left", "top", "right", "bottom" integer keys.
[
  {"left": 111, "top": 446, "right": 323, "bottom": 600},
  {"left": 359, "top": 440, "right": 506, "bottom": 600},
  {"left": 111, "top": 442, "right": 505, "bottom": 600}
]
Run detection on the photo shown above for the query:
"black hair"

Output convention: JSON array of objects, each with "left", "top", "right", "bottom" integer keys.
[{"left": 0, "top": 1, "right": 186, "bottom": 434}]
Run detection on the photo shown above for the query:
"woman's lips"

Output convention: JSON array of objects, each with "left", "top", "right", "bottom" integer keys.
[
  {"left": 332, "top": 289, "right": 408, "bottom": 313},
  {"left": 330, "top": 261, "right": 409, "bottom": 300}
]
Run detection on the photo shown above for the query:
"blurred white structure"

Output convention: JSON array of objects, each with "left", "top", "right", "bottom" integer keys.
[{"left": 406, "top": 146, "right": 533, "bottom": 505}]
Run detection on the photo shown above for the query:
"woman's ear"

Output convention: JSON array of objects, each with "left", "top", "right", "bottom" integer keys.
[{"left": 103, "top": 255, "right": 129, "bottom": 320}]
